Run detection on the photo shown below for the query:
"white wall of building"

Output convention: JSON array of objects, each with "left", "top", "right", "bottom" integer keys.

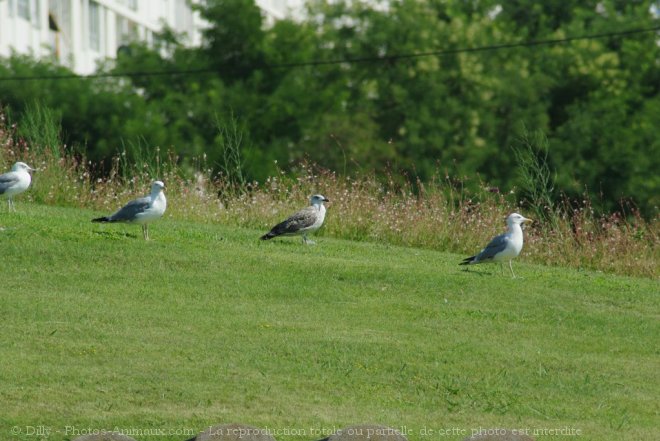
[
  {"left": 257, "top": 0, "right": 303, "bottom": 21},
  {"left": 0, "top": 0, "right": 300, "bottom": 75}
]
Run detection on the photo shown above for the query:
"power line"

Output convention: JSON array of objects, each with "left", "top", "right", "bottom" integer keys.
[
  {"left": 274, "top": 25, "right": 660, "bottom": 67},
  {"left": 1, "top": 25, "right": 658, "bottom": 82}
]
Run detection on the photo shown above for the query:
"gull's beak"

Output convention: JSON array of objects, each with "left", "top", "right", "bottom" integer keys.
[
  {"left": 323, "top": 198, "right": 330, "bottom": 202},
  {"left": 523, "top": 217, "right": 533, "bottom": 223},
  {"left": 28, "top": 166, "right": 36, "bottom": 172}
]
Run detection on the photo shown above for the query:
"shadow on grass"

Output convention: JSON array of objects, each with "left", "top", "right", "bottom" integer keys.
[
  {"left": 259, "top": 239, "right": 309, "bottom": 247},
  {"left": 93, "top": 230, "right": 139, "bottom": 240},
  {"left": 460, "top": 267, "right": 494, "bottom": 277}
]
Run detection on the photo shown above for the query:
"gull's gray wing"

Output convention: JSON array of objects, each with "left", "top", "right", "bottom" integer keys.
[
  {"left": 264, "top": 206, "right": 318, "bottom": 238},
  {"left": 108, "top": 196, "right": 151, "bottom": 222},
  {"left": 0, "top": 172, "right": 19, "bottom": 195},
  {"left": 474, "top": 233, "right": 509, "bottom": 262}
]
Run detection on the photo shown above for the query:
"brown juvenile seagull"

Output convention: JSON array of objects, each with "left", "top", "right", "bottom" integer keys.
[{"left": 261, "top": 194, "right": 329, "bottom": 244}]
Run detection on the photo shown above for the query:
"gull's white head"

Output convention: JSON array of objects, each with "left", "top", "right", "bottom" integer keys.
[
  {"left": 11, "top": 162, "right": 35, "bottom": 173},
  {"left": 310, "top": 194, "right": 329, "bottom": 206},
  {"left": 507, "top": 212, "right": 533, "bottom": 226},
  {"left": 151, "top": 180, "right": 165, "bottom": 193}
]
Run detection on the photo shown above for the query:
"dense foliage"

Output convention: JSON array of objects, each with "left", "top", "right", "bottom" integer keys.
[{"left": 0, "top": 0, "right": 658, "bottom": 215}]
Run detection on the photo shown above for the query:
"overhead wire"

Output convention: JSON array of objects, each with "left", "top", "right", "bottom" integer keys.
[{"left": 0, "top": 25, "right": 658, "bottom": 82}]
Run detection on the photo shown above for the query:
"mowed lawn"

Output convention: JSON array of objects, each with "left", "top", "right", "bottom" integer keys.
[{"left": 1, "top": 204, "right": 657, "bottom": 441}]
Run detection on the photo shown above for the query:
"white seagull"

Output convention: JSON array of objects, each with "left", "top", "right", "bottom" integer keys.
[
  {"left": 460, "top": 212, "right": 533, "bottom": 278},
  {"left": 260, "top": 194, "right": 330, "bottom": 244},
  {"left": 92, "top": 181, "right": 167, "bottom": 240},
  {"left": 0, "top": 162, "right": 36, "bottom": 211}
]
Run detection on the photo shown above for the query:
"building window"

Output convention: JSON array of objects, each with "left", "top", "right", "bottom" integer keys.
[
  {"left": 50, "top": 0, "right": 72, "bottom": 35},
  {"left": 116, "top": 0, "right": 138, "bottom": 11},
  {"left": 89, "top": 1, "right": 101, "bottom": 51},
  {"left": 33, "top": 0, "right": 41, "bottom": 28},
  {"left": 116, "top": 15, "right": 138, "bottom": 46},
  {"left": 17, "top": 0, "right": 30, "bottom": 20},
  {"left": 49, "top": 0, "right": 72, "bottom": 42}
]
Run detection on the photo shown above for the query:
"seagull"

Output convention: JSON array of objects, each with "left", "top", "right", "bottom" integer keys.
[
  {"left": 460, "top": 212, "right": 533, "bottom": 278},
  {"left": 0, "top": 162, "right": 35, "bottom": 211},
  {"left": 260, "top": 194, "right": 330, "bottom": 244},
  {"left": 92, "top": 181, "right": 167, "bottom": 240}
]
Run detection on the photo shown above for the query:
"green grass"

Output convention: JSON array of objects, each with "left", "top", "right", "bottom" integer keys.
[{"left": 1, "top": 204, "right": 658, "bottom": 441}]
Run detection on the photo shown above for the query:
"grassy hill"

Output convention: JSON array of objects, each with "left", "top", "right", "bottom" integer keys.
[{"left": 1, "top": 204, "right": 658, "bottom": 441}]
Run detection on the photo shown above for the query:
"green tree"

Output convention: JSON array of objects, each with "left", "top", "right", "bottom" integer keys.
[{"left": 0, "top": 0, "right": 657, "bottom": 214}]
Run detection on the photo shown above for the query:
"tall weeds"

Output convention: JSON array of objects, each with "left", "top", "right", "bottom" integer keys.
[
  {"left": 15, "top": 101, "right": 62, "bottom": 160},
  {"left": 216, "top": 112, "right": 248, "bottom": 193},
  {"left": 1, "top": 109, "right": 657, "bottom": 278},
  {"left": 512, "top": 127, "right": 558, "bottom": 228}
]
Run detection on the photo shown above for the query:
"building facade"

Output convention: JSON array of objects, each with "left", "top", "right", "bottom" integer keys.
[{"left": 0, "top": 0, "right": 299, "bottom": 75}]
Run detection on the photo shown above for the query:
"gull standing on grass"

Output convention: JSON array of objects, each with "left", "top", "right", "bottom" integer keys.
[
  {"left": 460, "top": 212, "right": 533, "bottom": 278},
  {"left": 260, "top": 194, "right": 330, "bottom": 244},
  {"left": 92, "top": 181, "right": 167, "bottom": 240},
  {"left": 0, "top": 162, "right": 36, "bottom": 212}
]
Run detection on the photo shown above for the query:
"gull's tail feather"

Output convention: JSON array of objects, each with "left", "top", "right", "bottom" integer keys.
[
  {"left": 459, "top": 256, "right": 476, "bottom": 265},
  {"left": 92, "top": 216, "right": 111, "bottom": 223},
  {"left": 260, "top": 231, "right": 278, "bottom": 240},
  {"left": 261, "top": 221, "right": 289, "bottom": 240}
]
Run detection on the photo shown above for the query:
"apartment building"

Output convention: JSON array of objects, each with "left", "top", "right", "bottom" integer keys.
[{"left": 0, "top": 0, "right": 300, "bottom": 75}]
